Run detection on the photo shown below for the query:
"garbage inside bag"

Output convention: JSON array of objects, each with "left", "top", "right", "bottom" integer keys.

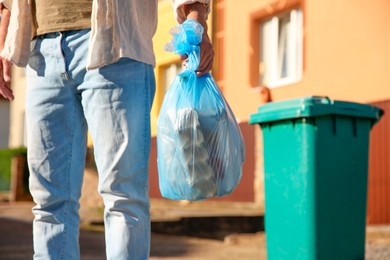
[{"left": 157, "top": 19, "right": 245, "bottom": 201}]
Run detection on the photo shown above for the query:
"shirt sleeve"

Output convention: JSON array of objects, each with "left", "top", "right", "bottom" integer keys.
[
  {"left": 171, "top": 0, "right": 211, "bottom": 23},
  {"left": 0, "top": 0, "right": 13, "bottom": 10}
]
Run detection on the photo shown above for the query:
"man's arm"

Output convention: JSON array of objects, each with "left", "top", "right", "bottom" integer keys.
[
  {"left": 0, "top": 4, "right": 13, "bottom": 101},
  {"left": 180, "top": 2, "right": 214, "bottom": 76}
]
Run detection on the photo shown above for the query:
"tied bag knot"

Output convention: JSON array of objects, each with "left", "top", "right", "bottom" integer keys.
[{"left": 164, "top": 19, "right": 203, "bottom": 75}]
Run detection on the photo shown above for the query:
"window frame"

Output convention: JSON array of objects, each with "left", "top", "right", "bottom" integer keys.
[
  {"left": 260, "top": 8, "right": 303, "bottom": 88},
  {"left": 249, "top": 0, "right": 304, "bottom": 89}
]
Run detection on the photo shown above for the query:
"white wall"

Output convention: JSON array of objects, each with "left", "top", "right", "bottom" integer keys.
[
  {"left": 0, "top": 100, "right": 10, "bottom": 149},
  {"left": 8, "top": 67, "right": 27, "bottom": 148}
]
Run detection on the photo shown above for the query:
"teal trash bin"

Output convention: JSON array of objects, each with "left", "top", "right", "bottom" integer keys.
[{"left": 249, "top": 96, "right": 383, "bottom": 260}]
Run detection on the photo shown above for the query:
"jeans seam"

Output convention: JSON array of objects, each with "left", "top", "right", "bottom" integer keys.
[
  {"left": 59, "top": 102, "right": 77, "bottom": 260},
  {"left": 143, "top": 63, "right": 152, "bottom": 258},
  {"left": 142, "top": 65, "right": 149, "bottom": 193},
  {"left": 58, "top": 35, "right": 76, "bottom": 260},
  {"left": 58, "top": 32, "right": 67, "bottom": 76}
]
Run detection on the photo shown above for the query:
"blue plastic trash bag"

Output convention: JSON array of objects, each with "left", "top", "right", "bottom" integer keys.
[{"left": 157, "top": 19, "right": 245, "bottom": 201}]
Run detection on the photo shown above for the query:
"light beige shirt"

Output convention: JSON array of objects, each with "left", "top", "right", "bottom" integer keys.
[{"left": 0, "top": 0, "right": 210, "bottom": 69}]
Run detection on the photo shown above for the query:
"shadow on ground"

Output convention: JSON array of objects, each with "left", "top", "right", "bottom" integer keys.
[
  {"left": 0, "top": 217, "right": 264, "bottom": 259},
  {"left": 151, "top": 216, "right": 264, "bottom": 240},
  {"left": 0, "top": 217, "right": 106, "bottom": 260}
]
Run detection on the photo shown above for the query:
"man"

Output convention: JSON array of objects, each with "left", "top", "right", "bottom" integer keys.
[{"left": 0, "top": 0, "right": 213, "bottom": 259}]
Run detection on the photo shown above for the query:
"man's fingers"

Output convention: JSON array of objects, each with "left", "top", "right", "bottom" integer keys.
[
  {"left": 0, "top": 5, "right": 12, "bottom": 100},
  {"left": 196, "top": 55, "right": 212, "bottom": 76},
  {"left": 196, "top": 45, "right": 214, "bottom": 76},
  {"left": 179, "top": 54, "right": 188, "bottom": 60},
  {"left": 196, "top": 59, "right": 213, "bottom": 76},
  {"left": 0, "top": 59, "right": 14, "bottom": 100},
  {"left": 2, "top": 59, "right": 12, "bottom": 83},
  {"left": 175, "top": 31, "right": 214, "bottom": 77},
  {"left": 0, "top": 82, "right": 14, "bottom": 101},
  {"left": 196, "top": 34, "right": 214, "bottom": 77}
]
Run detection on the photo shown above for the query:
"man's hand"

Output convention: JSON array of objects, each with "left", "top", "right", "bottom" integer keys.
[
  {"left": 182, "top": 2, "right": 214, "bottom": 77},
  {"left": 0, "top": 57, "right": 13, "bottom": 101},
  {"left": 0, "top": 5, "right": 13, "bottom": 101}
]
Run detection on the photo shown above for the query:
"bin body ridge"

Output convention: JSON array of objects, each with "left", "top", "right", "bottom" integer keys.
[{"left": 262, "top": 118, "right": 317, "bottom": 259}]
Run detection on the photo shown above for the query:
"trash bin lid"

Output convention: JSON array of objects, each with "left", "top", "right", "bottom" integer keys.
[{"left": 249, "top": 96, "right": 384, "bottom": 125}]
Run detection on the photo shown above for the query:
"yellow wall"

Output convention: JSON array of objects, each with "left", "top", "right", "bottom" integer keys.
[
  {"left": 221, "top": 0, "right": 390, "bottom": 121},
  {"left": 151, "top": 1, "right": 179, "bottom": 136}
]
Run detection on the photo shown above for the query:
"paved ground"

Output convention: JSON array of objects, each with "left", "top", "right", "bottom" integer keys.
[
  {"left": 1, "top": 167, "right": 268, "bottom": 259},
  {"left": 1, "top": 201, "right": 390, "bottom": 259},
  {"left": 0, "top": 201, "right": 265, "bottom": 260},
  {"left": 1, "top": 169, "right": 389, "bottom": 259},
  {"left": 0, "top": 216, "right": 265, "bottom": 260}
]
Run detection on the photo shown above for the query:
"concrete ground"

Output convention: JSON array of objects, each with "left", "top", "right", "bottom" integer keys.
[
  {"left": 1, "top": 167, "right": 268, "bottom": 259},
  {"left": 0, "top": 201, "right": 266, "bottom": 260},
  {"left": 1, "top": 201, "right": 390, "bottom": 260},
  {"left": 1, "top": 168, "right": 389, "bottom": 259}
]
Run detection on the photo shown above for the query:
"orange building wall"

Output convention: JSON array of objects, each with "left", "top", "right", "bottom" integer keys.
[
  {"left": 368, "top": 100, "right": 390, "bottom": 224},
  {"left": 152, "top": 0, "right": 390, "bottom": 207},
  {"left": 220, "top": 0, "right": 390, "bottom": 121}
]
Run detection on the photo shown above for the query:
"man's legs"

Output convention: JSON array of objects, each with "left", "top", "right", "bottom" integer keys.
[
  {"left": 81, "top": 58, "right": 155, "bottom": 259},
  {"left": 27, "top": 28, "right": 155, "bottom": 259},
  {"left": 26, "top": 31, "right": 89, "bottom": 259}
]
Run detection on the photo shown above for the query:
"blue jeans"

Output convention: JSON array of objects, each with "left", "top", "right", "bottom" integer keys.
[{"left": 26, "top": 29, "right": 155, "bottom": 259}]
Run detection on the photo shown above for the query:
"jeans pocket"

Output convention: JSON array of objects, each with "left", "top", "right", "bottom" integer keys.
[
  {"left": 27, "top": 38, "right": 44, "bottom": 76},
  {"left": 30, "top": 38, "right": 37, "bottom": 52}
]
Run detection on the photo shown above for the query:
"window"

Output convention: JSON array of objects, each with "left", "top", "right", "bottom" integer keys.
[{"left": 260, "top": 8, "right": 303, "bottom": 88}]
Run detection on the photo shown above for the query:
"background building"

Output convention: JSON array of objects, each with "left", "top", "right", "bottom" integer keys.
[
  {"left": 3, "top": 0, "right": 390, "bottom": 223},
  {"left": 153, "top": 0, "right": 390, "bottom": 223}
]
